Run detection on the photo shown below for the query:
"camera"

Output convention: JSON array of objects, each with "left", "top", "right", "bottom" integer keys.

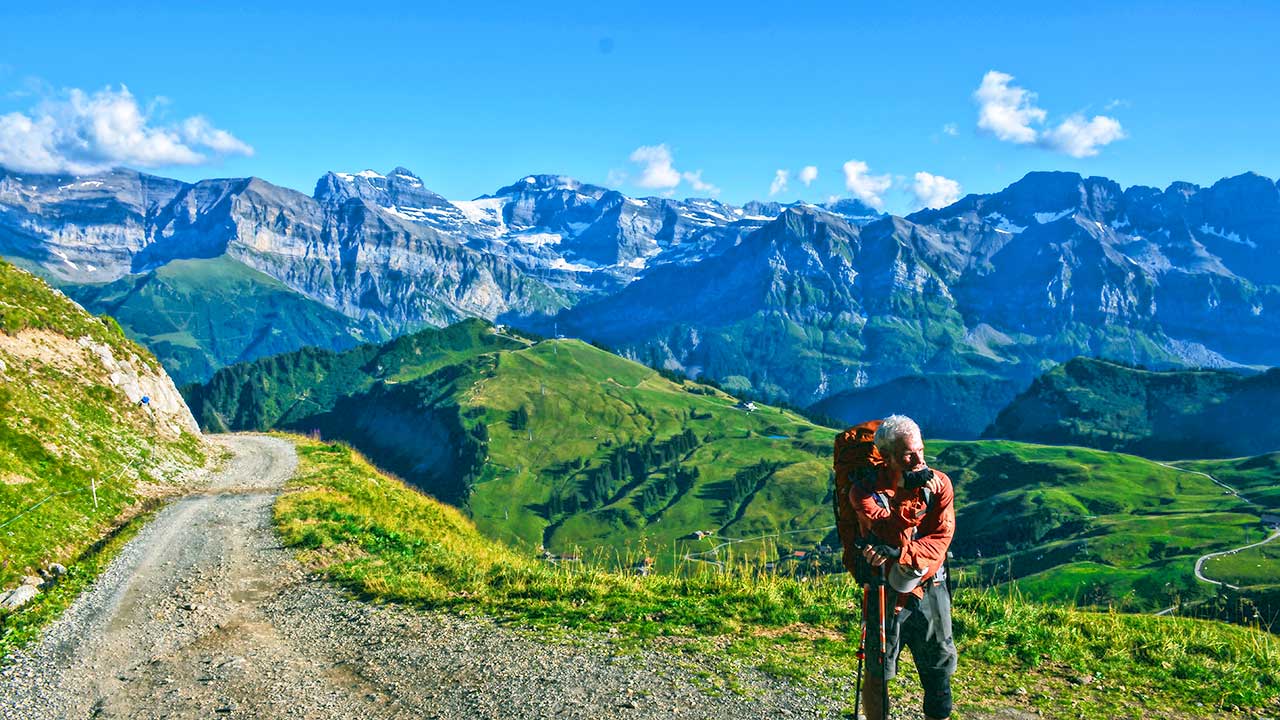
[{"left": 902, "top": 466, "right": 934, "bottom": 491}]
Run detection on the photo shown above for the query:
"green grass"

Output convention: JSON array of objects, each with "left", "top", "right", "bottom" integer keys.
[
  {"left": 0, "top": 505, "right": 155, "bottom": 658},
  {"left": 1203, "top": 540, "right": 1280, "bottom": 590},
  {"left": 276, "top": 435, "right": 1280, "bottom": 718},
  {"left": 1175, "top": 453, "right": 1280, "bottom": 513},
  {"left": 465, "top": 339, "right": 833, "bottom": 559},
  {"left": 0, "top": 259, "right": 208, "bottom": 655},
  {"left": 191, "top": 318, "right": 1277, "bottom": 612},
  {"left": 930, "top": 440, "right": 1266, "bottom": 610}
]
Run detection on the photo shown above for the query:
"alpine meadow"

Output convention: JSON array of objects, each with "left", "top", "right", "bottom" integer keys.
[{"left": 2, "top": 4, "right": 1280, "bottom": 719}]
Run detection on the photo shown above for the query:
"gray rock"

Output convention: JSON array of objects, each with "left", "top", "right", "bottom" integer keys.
[{"left": 0, "top": 584, "right": 39, "bottom": 609}]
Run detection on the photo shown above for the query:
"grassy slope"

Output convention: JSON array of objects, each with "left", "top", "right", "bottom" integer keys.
[
  {"left": 188, "top": 320, "right": 1274, "bottom": 610},
  {"left": 0, "top": 260, "right": 207, "bottom": 654},
  {"left": 277, "top": 436, "right": 1280, "bottom": 719},
  {"left": 933, "top": 440, "right": 1262, "bottom": 610},
  {"left": 62, "top": 256, "right": 386, "bottom": 385},
  {"left": 467, "top": 339, "right": 833, "bottom": 560},
  {"left": 1174, "top": 453, "right": 1280, "bottom": 591}
]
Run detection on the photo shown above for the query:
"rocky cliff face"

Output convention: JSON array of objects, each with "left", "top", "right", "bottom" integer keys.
[{"left": 2, "top": 165, "right": 1277, "bottom": 409}]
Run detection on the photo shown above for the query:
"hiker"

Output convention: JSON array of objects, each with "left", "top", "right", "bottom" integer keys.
[{"left": 836, "top": 414, "right": 956, "bottom": 720}]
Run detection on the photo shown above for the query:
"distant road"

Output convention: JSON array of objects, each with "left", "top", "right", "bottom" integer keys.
[{"left": 1149, "top": 460, "right": 1278, "bottom": 615}]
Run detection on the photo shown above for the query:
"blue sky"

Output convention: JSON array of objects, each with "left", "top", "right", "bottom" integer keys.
[{"left": 1, "top": 1, "right": 1276, "bottom": 214}]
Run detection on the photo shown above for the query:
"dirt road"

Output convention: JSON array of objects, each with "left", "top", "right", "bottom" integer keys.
[{"left": 0, "top": 434, "right": 864, "bottom": 720}]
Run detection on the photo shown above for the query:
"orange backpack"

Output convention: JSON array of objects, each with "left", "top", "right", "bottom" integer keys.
[{"left": 832, "top": 419, "right": 886, "bottom": 577}]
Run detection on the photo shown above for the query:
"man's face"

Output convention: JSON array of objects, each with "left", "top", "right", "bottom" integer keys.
[{"left": 887, "top": 433, "right": 925, "bottom": 474}]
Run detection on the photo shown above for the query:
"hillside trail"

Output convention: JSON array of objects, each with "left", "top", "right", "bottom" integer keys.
[
  {"left": 4, "top": 433, "right": 1036, "bottom": 720},
  {"left": 1150, "top": 461, "right": 1280, "bottom": 593}
]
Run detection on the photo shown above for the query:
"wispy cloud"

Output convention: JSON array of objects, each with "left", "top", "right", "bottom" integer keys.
[
  {"left": 798, "top": 165, "right": 818, "bottom": 186},
  {"left": 0, "top": 84, "right": 253, "bottom": 174},
  {"left": 911, "top": 171, "right": 962, "bottom": 210},
  {"left": 626, "top": 143, "right": 719, "bottom": 196},
  {"left": 605, "top": 168, "right": 628, "bottom": 187},
  {"left": 842, "top": 160, "right": 892, "bottom": 209},
  {"left": 682, "top": 169, "right": 719, "bottom": 196},
  {"left": 973, "top": 70, "right": 1125, "bottom": 158},
  {"left": 942, "top": 123, "right": 959, "bottom": 137},
  {"left": 769, "top": 169, "right": 789, "bottom": 196}
]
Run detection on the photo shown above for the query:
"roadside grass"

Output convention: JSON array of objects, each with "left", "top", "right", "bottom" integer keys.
[
  {"left": 1204, "top": 541, "right": 1280, "bottom": 589},
  {"left": 0, "top": 505, "right": 155, "bottom": 658},
  {"left": 0, "top": 260, "right": 209, "bottom": 658},
  {"left": 277, "top": 436, "right": 1280, "bottom": 718},
  {"left": 1176, "top": 453, "right": 1280, "bottom": 513}
]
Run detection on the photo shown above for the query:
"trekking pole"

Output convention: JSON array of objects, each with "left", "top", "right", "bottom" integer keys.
[
  {"left": 879, "top": 564, "right": 890, "bottom": 719},
  {"left": 854, "top": 584, "right": 867, "bottom": 713}
]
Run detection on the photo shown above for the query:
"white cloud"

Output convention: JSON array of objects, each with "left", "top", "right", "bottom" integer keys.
[
  {"left": 626, "top": 143, "right": 718, "bottom": 196},
  {"left": 911, "top": 171, "right": 962, "bottom": 210},
  {"left": 973, "top": 70, "right": 1125, "bottom": 158},
  {"left": 682, "top": 169, "right": 719, "bottom": 196},
  {"left": 974, "top": 71, "right": 1045, "bottom": 144},
  {"left": 942, "top": 123, "right": 959, "bottom": 137},
  {"left": 769, "top": 169, "right": 789, "bottom": 196},
  {"left": 799, "top": 165, "right": 818, "bottom": 186},
  {"left": 628, "top": 144, "right": 681, "bottom": 189},
  {"left": 1039, "top": 114, "right": 1126, "bottom": 158},
  {"left": 180, "top": 116, "right": 254, "bottom": 156},
  {"left": 0, "top": 85, "right": 252, "bottom": 175},
  {"left": 842, "top": 160, "right": 892, "bottom": 209}
]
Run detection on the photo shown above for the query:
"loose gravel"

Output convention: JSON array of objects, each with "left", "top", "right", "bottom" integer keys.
[{"left": 0, "top": 434, "right": 875, "bottom": 719}]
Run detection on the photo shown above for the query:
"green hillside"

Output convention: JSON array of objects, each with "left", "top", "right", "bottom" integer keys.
[
  {"left": 275, "top": 435, "right": 1280, "bottom": 718},
  {"left": 931, "top": 441, "right": 1271, "bottom": 612},
  {"left": 0, "top": 260, "right": 207, "bottom": 653},
  {"left": 985, "top": 357, "right": 1280, "bottom": 458},
  {"left": 187, "top": 321, "right": 837, "bottom": 560},
  {"left": 62, "top": 256, "right": 387, "bottom": 385},
  {"left": 186, "top": 320, "right": 1279, "bottom": 615}
]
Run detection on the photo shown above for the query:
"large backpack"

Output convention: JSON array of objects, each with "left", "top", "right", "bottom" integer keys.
[
  {"left": 832, "top": 419, "right": 940, "bottom": 584},
  {"left": 832, "top": 420, "right": 886, "bottom": 580}
]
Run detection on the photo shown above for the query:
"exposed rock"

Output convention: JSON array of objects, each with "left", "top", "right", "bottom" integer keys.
[
  {"left": 77, "top": 335, "right": 199, "bottom": 437},
  {"left": 0, "top": 584, "right": 39, "bottom": 610}
]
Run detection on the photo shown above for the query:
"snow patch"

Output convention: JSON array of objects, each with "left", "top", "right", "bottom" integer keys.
[
  {"left": 515, "top": 232, "right": 562, "bottom": 248},
  {"left": 1034, "top": 209, "right": 1074, "bottom": 224},
  {"left": 51, "top": 249, "right": 78, "bottom": 270},
  {"left": 451, "top": 197, "right": 507, "bottom": 227},
  {"left": 984, "top": 212, "right": 1025, "bottom": 234},
  {"left": 549, "top": 257, "right": 596, "bottom": 272},
  {"left": 1198, "top": 223, "right": 1255, "bottom": 248}
]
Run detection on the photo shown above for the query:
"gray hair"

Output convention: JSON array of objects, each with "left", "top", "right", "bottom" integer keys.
[{"left": 874, "top": 414, "right": 921, "bottom": 455}]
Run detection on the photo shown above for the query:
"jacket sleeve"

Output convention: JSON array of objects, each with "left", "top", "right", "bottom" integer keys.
[{"left": 897, "top": 471, "right": 955, "bottom": 573}]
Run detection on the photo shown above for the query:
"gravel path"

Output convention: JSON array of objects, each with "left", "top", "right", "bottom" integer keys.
[{"left": 0, "top": 434, "right": 906, "bottom": 720}]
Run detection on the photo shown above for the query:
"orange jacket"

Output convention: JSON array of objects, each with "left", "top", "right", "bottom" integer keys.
[{"left": 850, "top": 469, "right": 955, "bottom": 601}]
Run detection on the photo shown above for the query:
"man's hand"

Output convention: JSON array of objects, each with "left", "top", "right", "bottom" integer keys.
[
  {"left": 861, "top": 543, "right": 902, "bottom": 567},
  {"left": 926, "top": 474, "right": 944, "bottom": 495}
]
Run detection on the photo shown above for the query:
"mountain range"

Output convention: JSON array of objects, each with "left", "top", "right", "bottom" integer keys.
[{"left": 3, "top": 165, "right": 1277, "bottom": 421}]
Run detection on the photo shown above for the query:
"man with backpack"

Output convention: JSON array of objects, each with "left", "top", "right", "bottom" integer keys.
[{"left": 833, "top": 415, "right": 957, "bottom": 720}]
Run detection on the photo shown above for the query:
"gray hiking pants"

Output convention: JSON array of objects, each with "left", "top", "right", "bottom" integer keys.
[{"left": 864, "top": 582, "right": 957, "bottom": 717}]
